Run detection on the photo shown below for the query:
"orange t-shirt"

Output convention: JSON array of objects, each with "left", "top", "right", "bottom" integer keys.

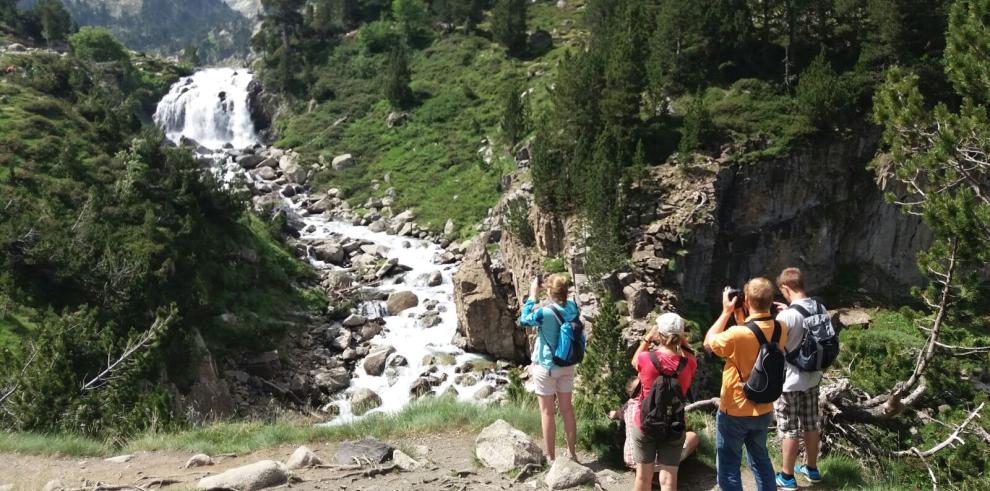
[{"left": 708, "top": 313, "right": 788, "bottom": 416}]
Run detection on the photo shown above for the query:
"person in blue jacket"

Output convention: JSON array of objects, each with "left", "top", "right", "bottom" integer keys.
[{"left": 518, "top": 273, "right": 581, "bottom": 463}]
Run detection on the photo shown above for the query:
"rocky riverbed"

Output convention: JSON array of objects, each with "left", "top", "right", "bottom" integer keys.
[{"left": 181, "top": 142, "right": 515, "bottom": 422}]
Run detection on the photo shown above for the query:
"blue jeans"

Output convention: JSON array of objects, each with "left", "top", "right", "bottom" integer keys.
[{"left": 716, "top": 411, "right": 776, "bottom": 491}]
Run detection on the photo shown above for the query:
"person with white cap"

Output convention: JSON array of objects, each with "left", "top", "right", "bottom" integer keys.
[{"left": 628, "top": 313, "right": 698, "bottom": 491}]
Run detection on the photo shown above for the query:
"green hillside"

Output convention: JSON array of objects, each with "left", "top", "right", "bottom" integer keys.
[{"left": 0, "top": 26, "right": 320, "bottom": 438}]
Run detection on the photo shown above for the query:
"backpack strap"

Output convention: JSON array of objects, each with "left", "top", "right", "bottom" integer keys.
[
  {"left": 671, "top": 356, "right": 688, "bottom": 376},
  {"left": 790, "top": 304, "right": 813, "bottom": 318},
  {"left": 771, "top": 320, "right": 781, "bottom": 344},
  {"left": 746, "top": 320, "right": 770, "bottom": 346},
  {"left": 648, "top": 351, "right": 663, "bottom": 372},
  {"left": 547, "top": 304, "right": 566, "bottom": 326},
  {"left": 538, "top": 303, "right": 567, "bottom": 353}
]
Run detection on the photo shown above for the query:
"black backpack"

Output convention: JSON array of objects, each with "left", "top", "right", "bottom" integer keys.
[
  {"left": 787, "top": 300, "right": 840, "bottom": 372},
  {"left": 737, "top": 318, "right": 785, "bottom": 404},
  {"left": 639, "top": 353, "right": 688, "bottom": 442}
]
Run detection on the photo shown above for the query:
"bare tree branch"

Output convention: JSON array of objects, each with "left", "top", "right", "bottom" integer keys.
[
  {"left": 892, "top": 402, "right": 985, "bottom": 458},
  {"left": 881, "top": 238, "right": 958, "bottom": 416},
  {"left": 686, "top": 397, "right": 719, "bottom": 412},
  {"left": 80, "top": 312, "right": 174, "bottom": 392},
  {"left": 0, "top": 347, "right": 38, "bottom": 406}
]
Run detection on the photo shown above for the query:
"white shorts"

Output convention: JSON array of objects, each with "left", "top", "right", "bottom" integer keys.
[{"left": 529, "top": 364, "right": 575, "bottom": 396}]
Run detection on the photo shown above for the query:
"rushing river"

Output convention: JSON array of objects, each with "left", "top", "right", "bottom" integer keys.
[{"left": 155, "top": 68, "right": 493, "bottom": 423}]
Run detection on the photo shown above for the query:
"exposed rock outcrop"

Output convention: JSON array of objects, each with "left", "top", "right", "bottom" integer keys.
[{"left": 452, "top": 234, "right": 529, "bottom": 363}]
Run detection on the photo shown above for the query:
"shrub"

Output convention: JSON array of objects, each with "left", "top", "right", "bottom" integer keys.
[
  {"left": 502, "top": 196, "right": 535, "bottom": 246},
  {"left": 796, "top": 51, "right": 847, "bottom": 130},
  {"left": 69, "top": 27, "right": 130, "bottom": 63},
  {"left": 359, "top": 20, "right": 401, "bottom": 54},
  {"left": 678, "top": 93, "right": 715, "bottom": 154},
  {"left": 575, "top": 295, "right": 634, "bottom": 419},
  {"left": 543, "top": 257, "right": 566, "bottom": 274}
]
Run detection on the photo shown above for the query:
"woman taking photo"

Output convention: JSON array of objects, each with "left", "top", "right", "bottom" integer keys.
[
  {"left": 518, "top": 273, "right": 581, "bottom": 463},
  {"left": 630, "top": 313, "right": 698, "bottom": 491}
]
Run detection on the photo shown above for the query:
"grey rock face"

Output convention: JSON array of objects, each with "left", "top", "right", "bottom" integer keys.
[{"left": 452, "top": 236, "right": 529, "bottom": 363}]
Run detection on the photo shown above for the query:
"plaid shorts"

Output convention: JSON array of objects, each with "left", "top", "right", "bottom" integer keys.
[{"left": 774, "top": 387, "right": 821, "bottom": 439}]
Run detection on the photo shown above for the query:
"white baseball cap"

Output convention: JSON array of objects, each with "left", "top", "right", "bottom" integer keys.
[{"left": 656, "top": 312, "right": 686, "bottom": 337}]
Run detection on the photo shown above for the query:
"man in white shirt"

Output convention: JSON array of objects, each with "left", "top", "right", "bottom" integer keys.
[{"left": 773, "top": 268, "right": 824, "bottom": 490}]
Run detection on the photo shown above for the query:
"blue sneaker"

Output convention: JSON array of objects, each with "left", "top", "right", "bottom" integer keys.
[
  {"left": 776, "top": 472, "right": 798, "bottom": 490},
  {"left": 795, "top": 464, "right": 822, "bottom": 483}
]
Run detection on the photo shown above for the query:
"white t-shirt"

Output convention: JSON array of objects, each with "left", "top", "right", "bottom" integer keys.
[{"left": 775, "top": 297, "right": 824, "bottom": 392}]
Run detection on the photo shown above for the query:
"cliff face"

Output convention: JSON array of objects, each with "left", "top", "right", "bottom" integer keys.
[
  {"left": 678, "top": 135, "right": 929, "bottom": 301},
  {"left": 454, "top": 135, "right": 930, "bottom": 360}
]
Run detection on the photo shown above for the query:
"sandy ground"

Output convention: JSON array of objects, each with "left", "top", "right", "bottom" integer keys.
[{"left": 0, "top": 432, "right": 756, "bottom": 490}]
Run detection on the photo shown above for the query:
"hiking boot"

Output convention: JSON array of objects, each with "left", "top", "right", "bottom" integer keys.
[
  {"left": 795, "top": 464, "right": 822, "bottom": 483},
  {"left": 776, "top": 472, "right": 798, "bottom": 490}
]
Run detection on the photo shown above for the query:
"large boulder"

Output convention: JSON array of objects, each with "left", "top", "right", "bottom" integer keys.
[
  {"left": 314, "top": 367, "right": 350, "bottom": 394},
  {"left": 286, "top": 446, "right": 323, "bottom": 470},
  {"left": 323, "top": 270, "right": 354, "bottom": 290},
  {"left": 282, "top": 161, "right": 308, "bottom": 184},
  {"left": 386, "top": 291, "right": 419, "bottom": 315},
  {"left": 332, "top": 154, "right": 354, "bottom": 170},
  {"left": 335, "top": 438, "right": 394, "bottom": 465},
  {"left": 182, "top": 329, "right": 234, "bottom": 418},
  {"left": 312, "top": 243, "right": 344, "bottom": 265},
  {"left": 452, "top": 236, "right": 529, "bottom": 362},
  {"left": 475, "top": 419, "right": 543, "bottom": 473},
  {"left": 196, "top": 460, "right": 289, "bottom": 490},
  {"left": 362, "top": 345, "right": 396, "bottom": 376},
  {"left": 545, "top": 457, "right": 596, "bottom": 490},
  {"left": 350, "top": 387, "right": 383, "bottom": 415},
  {"left": 238, "top": 154, "right": 267, "bottom": 169},
  {"left": 623, "top": 282, "right": 655, "bottom": 319}
]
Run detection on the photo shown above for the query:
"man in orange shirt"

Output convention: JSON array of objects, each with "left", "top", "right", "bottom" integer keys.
[{"left": 704, "top": 278, "right": 787, "bottom": 491}]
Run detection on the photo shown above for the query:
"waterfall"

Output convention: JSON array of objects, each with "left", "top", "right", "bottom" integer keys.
[
  {"left": 154, "top": 68, "right": 258, "bottom": 150},
  {"left": 154, "top": 69, "right": 499, "bottom": 423}
]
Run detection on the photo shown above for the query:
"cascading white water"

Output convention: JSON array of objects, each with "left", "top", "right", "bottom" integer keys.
[
  {"left": 155, "top": 69, "right": 496, "bottom": 423},
  {"left": 154, "top": 68, "right": 258, "bottom": 150}
]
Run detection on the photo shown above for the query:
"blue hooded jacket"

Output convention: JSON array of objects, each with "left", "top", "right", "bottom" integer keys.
[{"left": 519, "top": 298, "right": 580, "bottom": 370}]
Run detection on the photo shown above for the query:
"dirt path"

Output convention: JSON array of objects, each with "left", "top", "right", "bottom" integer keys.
[{"left": 1, "top": 432, "right": 759, "bottom": 490}]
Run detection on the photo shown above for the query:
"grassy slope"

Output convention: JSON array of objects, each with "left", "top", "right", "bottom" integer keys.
[
  {"left": 276, "top": 2, "right": 584, "bottom": 235},
  {"left": 0, "top": 51, "right": 321, "bottom": 358}
]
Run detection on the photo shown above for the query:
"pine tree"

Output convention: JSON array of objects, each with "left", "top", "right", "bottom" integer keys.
[
  {"left": 796, "top": 50, "right": 844, "bottom": 129},
  {"left": 383, "top": 46, "right": 413, "bottom": 109},
  {"left": 434, "top": 0, "right": 483, "bottom": 29},
  {"left": 575, "top": 295, "right": 634, "bottom": 419},
  {"left": 392, "top": 0, "right": 430, "bottom": 42},
  {"left": 0, "top": 0, "right": 15, "bottom": 26},
  {"left": 944, "top": 0, "right": 990, "bottom": 104},
  {"left": 35, "top": 0, "right": 73, "bottom": 45},
  {"left": 501, "top": 82, "right": 527, "bottom": 146},
  {"left": 678, "top": 93, "right": 715, "bottom": 154},
  {"left": 492, "top": 0, "right": 528, "bottom": 56}
]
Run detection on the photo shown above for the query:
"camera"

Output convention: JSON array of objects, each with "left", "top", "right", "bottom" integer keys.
[{"left": 726, "top": 286, "right": 745, "bottom": 306}]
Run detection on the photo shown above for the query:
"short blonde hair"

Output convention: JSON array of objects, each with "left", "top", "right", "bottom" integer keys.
[
  {"left": 546, "top": 274, "right": 571, "bottom": 303},
  {"left": 777, "top": 267, "right": 805, "bottom": 292},
  {"left": 745, "top": 277, "right": 774, "bottom": 312}
]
